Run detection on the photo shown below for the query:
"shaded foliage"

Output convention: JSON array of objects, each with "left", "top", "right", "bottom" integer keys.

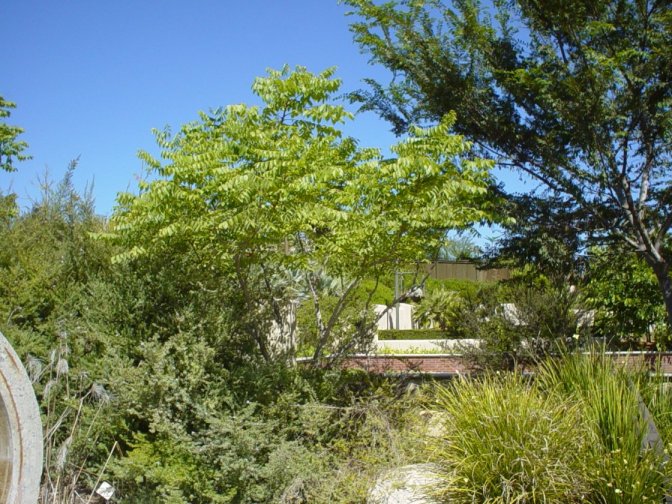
[
  {"left": 485, "top": 193, "right": 593, "bottom": 282},
  {"left": 584, "top": 246, "right": 669, "bottom": 346},
  {"left": 452, "top": 282, "right": 585, "bottom": 370},
  {"left": 346, "top": 0, "right": 672, "bottom": 327}
]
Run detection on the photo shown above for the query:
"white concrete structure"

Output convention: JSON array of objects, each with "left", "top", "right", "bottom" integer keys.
[
  {"left": 0, "top": 332, "right": 43, "bottom": 504},
  {"left": 374, "top": 304, "right": 415, "bottom": 330}
]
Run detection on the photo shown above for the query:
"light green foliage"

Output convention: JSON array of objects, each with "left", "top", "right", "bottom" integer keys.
[
  {"left": 0, "top": 96, "right": 31, "bottom": 171},
  {"left": 357, "top": 278, "right": 395, "bottom": 306},
  {"left": 424, "top": 277, "right": 481, "bottom": 299},
  {"left": 110, "top": 66, "right": 498, "bottom": 363},
  {"left": 584, "top": 247, "right": 668, "bottom": 346}
]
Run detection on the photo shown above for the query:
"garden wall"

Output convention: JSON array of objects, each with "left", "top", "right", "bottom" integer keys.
[{"left": 340, "top": 352, "right": 672, "bottom": 376}]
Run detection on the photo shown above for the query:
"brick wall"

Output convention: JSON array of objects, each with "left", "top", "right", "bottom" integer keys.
[
  {"left": 339, "top": 352, "right": 672, "bottom": 376},
  {"left": 341, "top": 354, "right": 471, "bottom": 375}
]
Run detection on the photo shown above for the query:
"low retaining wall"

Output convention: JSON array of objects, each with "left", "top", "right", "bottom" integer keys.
[
  {"left": 340, "top": 352, "right": 672, "bottom": 377},
  {"left": 612, "top": 351, "right": 672, "bottom": 374},
  {"left": 341, "top": 354, "right": 470, "bottom": 375}
]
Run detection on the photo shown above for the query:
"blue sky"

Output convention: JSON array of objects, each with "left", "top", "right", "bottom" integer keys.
[{"left": 1, "top": 0, "right": 398, "bottom": 215}]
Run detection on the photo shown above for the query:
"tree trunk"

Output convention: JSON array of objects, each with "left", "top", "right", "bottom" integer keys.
[
  {"left": 649, "top": 258, "right": 672, "bottom": 332},
  {"left": 255, "top": 328, "right": 272, "bottom": 363}
]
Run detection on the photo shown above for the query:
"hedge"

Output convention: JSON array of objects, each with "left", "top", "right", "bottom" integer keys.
[{"left": 377, "top": 329, "right": 459, "bottom": 340}]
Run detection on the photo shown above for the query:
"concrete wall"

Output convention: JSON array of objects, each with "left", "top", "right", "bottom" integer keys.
[{"left": 374, "top": 304, "right": 415, "bottom": 330}]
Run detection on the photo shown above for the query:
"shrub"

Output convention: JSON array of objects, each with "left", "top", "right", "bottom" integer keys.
[
  {"left": 413, "top": 288, "right": 462, "bottom": 332},
  {"left": 453, "top": 283, "right": 585, "bottom": 370},
  {"left": 429, "top": 354, "right": 672, "bottom": 503},
  {"left": 584, "top": 247, "right": 667, "bottom": 346},
  {"left": 423, "top": 277, "right": 481, "bottom": 299},
  {"left": 377, "top": 329, "right": 452, "bottom": 340}
]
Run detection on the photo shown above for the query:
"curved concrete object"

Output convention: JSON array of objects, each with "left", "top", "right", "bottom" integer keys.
[{"left": 0, "top": 332, "right": 43, "bottom": 503}]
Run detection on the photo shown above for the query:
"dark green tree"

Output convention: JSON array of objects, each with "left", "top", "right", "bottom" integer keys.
[
  {"left": 485, "top": 193, "right": 591, "bottom": 283},
  {"left": 345, "top": 0, "right": 672, "bottom": 326},
  {"left": 584, "top": 245, "right": 668, "bottom": 344}
]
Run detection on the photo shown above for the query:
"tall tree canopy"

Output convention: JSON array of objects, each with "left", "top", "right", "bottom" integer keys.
[
  {"left": 109, "top": 67, "right": 498, "bottom": 363},
  {"left": 346, "top": 0, "right": 672, "bottom": 326}
]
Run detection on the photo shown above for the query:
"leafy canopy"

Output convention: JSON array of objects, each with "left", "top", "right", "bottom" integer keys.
[
  {"left": 109, "top": 66, "right": 499, "bottom": 361},
  {"left": 345, "top": 0, "right": 672, "bottom": 326},
  {"left": 584, "top": 246, "right": 667, "bottom": 343}
]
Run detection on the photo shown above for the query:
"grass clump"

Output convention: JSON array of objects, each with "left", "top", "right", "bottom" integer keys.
[
  {"left": 431, "top": 373, "right": 594, "bottom": 503},
  {"left": 537, "top": 353, "right": 669, "bottom": 502},
  {"left": 429, "top": 354, "right": 671, "bottom": 503}
]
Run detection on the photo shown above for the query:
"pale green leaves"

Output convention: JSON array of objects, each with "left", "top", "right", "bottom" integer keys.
[
  {"left": 107, "top": 66, "right": 501, "bottom": 361},
  {"left": 111, "top": 66, "right": 497, "bottom": 277}
]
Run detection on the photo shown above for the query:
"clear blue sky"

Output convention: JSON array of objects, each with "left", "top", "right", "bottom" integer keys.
[{"left": 1, "top": 0, "right": 398, "bottom": 215}]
